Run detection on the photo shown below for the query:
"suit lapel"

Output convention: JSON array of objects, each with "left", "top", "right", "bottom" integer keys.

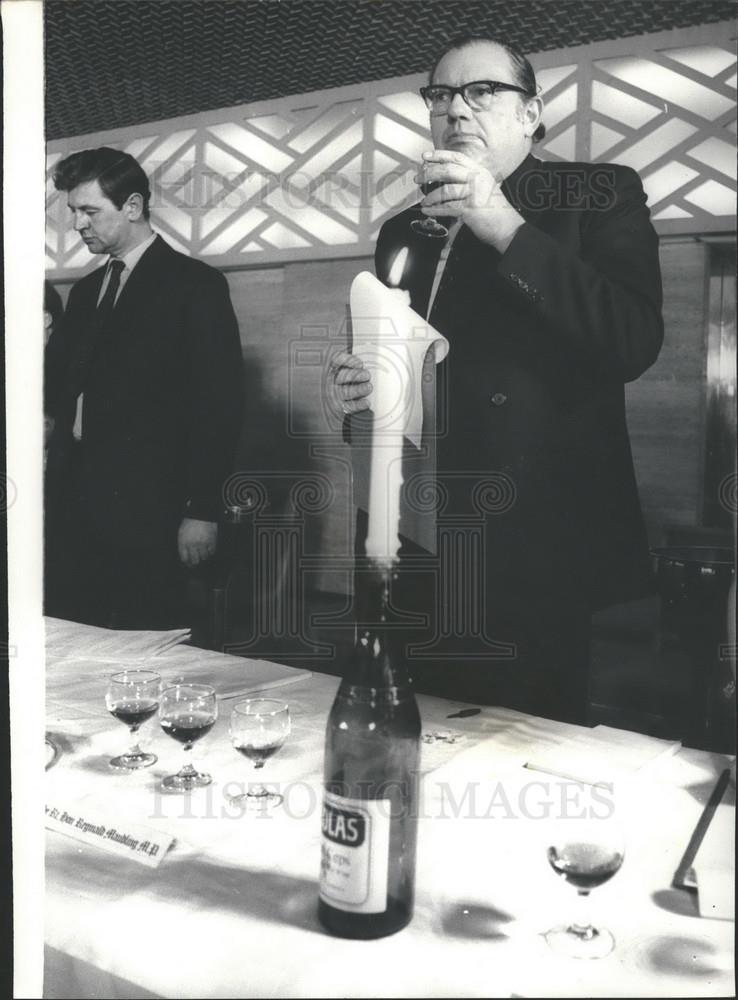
[
  {"left": 72, "top": 237, "right": 172, "bottom": 392},
  {"left": 502, "top": 154, "right": 551, "bottom": 227},
  {"left": 109, "top": 234, "right": 170, "bottom": 325},
  {"left": 405, "top": 228, "right": 445, "bottom": 319},
  {"left": 67, "top": 266, "right": 108, "bottom": 395},
  {"left": 427, "top": 224, "right": 482, "bottom": 329}
]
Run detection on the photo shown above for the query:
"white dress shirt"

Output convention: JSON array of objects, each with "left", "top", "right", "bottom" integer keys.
[{"left": 425, "top": 220, "right": 462, "bottom": 320}]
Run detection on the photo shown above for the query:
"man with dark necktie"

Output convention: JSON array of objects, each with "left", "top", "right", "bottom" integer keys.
[
  {"left": 46, "top": 147, "right": 243, "bottom": 629},
  {"left": 331, "top": 36, "right": 664, "bottom": 724}
]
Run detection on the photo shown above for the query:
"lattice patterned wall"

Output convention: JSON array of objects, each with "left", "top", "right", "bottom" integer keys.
[{"left": 46, "top": 23, "right": 736, "bottom": 277}]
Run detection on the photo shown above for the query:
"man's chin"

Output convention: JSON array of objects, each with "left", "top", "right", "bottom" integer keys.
[{"left": 444, "top": 137, "right": 485, "bottom": 156}]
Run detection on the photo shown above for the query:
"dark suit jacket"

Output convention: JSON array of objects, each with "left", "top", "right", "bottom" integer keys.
[
  {"left": 373, "top": 155, "right": 664, "bottom": 614},
  {"left": 48, "top": 235, "right": 243, "bottom": 549}
]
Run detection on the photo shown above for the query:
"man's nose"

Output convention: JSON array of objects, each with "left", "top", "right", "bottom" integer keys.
[
  {"left": 447, "top": 91, "right": 471, "bottom": 119},
  {"left": 73, "top": 213, "right": 87, "bottom": 231}
]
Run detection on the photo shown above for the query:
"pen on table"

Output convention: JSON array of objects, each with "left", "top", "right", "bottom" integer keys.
[
  {"left": 672, "top": 766, "right": 732, "bottom": 889},
  {"left": 447, "top": 708, "right": 481, "bottom": 719}
]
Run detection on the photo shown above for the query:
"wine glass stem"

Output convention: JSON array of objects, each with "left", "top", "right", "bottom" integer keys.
[
  {"left": 251, "top": 767, "right": 267, "bottom": 797},
  {"left": 570, "top": 890, "right": 595, "bottom": 939},
  {"left": 180, "top": 745, "right": 198, "bottom": 776},
  {"left": 128, "top": 727, "right": 142, "bottom": 755}
]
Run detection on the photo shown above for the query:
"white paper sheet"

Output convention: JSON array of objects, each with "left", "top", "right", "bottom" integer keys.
[{"left": 525, "top": 724, "right": 681, "bottom": 787}]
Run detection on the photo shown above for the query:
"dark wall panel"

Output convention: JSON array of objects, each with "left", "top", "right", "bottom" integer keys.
[
  {"left": 627, "top": 239, "right": 708, "bottom": 540},
  {"left": 49, "top": 235, "right": 716, "bottom": 593}
]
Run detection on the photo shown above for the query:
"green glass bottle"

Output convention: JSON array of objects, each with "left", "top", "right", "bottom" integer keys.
[{"left": 318, "top": 560, "right": 421, "bottom": 938}]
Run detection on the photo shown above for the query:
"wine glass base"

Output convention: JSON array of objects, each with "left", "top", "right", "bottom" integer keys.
[
  {"left": 544, "top": 924, "right": 615, "bottom": 959},
  {"left": 229, "top": 790, "right": 284, "bottom": 812},
  {"left": 161, "top": 770, "right": 212, "bottom": 791},
  {"left": 109, "top": 752, "right": 157, "bottom": 770},
  {"left": 410, "top": 218, "right": 449, "bottom": 239}
]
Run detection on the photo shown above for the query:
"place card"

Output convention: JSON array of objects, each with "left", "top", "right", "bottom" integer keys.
[{"left": 45, "top": 798, "right": 174, "bottom": 868}]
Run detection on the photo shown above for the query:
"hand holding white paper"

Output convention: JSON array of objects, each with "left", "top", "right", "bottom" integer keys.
[{"left": 349, "top": 270, "right": 449, "bottom": 563}]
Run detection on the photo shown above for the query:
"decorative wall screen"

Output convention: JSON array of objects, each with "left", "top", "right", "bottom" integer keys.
[{"left": 46, "top": 23, "right": 736, "bottom": 277}]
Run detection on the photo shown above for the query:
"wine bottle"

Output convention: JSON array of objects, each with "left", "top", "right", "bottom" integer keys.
[{"left": 318, "top": 560, "right": 421, "bottom": 938}]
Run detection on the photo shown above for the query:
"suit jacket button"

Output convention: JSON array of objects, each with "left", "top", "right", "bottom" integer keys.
[{"left": 490, "top": 393, "right": 508, "bottom": 407}]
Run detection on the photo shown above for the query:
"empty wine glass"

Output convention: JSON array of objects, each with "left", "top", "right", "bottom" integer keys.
[
  {"left": 410, "top": 174, "right": 449, "bottom": 239},
  {"left": 159, "top": 683, "right": 217, "bottom": 791},
  {"left": 229, "top": 699, "right": 291, "bottom": 810},
  {"left": 544, "top": 817, "right": 625, "bottom": 958},
  {"left": 105, "top": 669, "right": 161, "bottom": 770}
]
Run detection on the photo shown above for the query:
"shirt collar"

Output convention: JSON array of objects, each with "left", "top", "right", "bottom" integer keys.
[{"left": 108, "top": 230, "right": 157, "bottom": 273}]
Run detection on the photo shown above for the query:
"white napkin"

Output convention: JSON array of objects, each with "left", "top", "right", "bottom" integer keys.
[
  {"left": 153, "top": 646, "right": 311, "bottom": 700},
  {"left": 45, "top": 616, "right": 191, "bottom": 664}
]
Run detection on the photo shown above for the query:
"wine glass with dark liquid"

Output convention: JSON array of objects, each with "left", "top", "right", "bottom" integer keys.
[
  {"left": 105, "top": 669, "right": 161, "bottom": 770},
  {"left": 159, "top": 683, "right": 217, "bottom": 791},
  {"left": 545, "top": 818, "right": 625, "bottom": 958},
  {"left": 410, "top": 179, "right": 449, "bottom": 239},
  {"left": 229, "top": 699, "right": 291, "bottom": 810}
]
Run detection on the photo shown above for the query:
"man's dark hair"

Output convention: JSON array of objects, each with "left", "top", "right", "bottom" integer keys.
[
  {"left": 429, "top": 35, "right": 546, "bottom": 143},
  {"left": 53, "top": 147, "right": 152, "bottom": 219}
]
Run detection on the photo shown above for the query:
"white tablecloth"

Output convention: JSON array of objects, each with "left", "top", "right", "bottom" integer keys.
[{"left": 43, "top": 633, "right": 735, "bottom": 998}]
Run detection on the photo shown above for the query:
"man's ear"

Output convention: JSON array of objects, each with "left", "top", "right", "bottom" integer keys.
[
  {"left": 523, "top": 96, "right": 544, "bottom": 138},
  {"left": 124, "top": 192, "right": 145, "bottom": 221}
]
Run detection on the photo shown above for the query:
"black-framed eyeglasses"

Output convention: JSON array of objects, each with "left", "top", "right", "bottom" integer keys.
[{"left": 420, "top": 80, "right": 531, "bottom": 114}]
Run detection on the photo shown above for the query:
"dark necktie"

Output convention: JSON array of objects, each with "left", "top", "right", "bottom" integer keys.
[
  {"left": 97, "top": 258, "right": 125, "bottom": 322},
  {"left": 70, "top": 259, "right": 126, "bottom": 399}
]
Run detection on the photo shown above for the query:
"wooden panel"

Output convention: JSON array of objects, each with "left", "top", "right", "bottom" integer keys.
[
  {"left": 221, "top": 258, "right": 374, "bottom": 594},
  {"left": 703, "top": 243, "right": 737, "bottom": 529},
  {"left": 281, "top": 257, "right": 373, "bottom": 593},
  {"left": 626, "top": 239, "right": 708, "bottom": 541},
  {"left": 224, "top": 266, "right": 300, "bottom": 544}
]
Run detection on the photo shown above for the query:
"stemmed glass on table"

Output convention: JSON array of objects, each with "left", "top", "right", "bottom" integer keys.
[
  {"left": 545, "top": 817, "right": 625, "bottom": 959},
  {"left": 229, "top": 699, "right": 291, "bottom": 810},
  {"left": 105, "top": 669, "right": 161, "bottom": 770},
  {"left": 159, "top": 683, "right": 218, "bottom": 791}
]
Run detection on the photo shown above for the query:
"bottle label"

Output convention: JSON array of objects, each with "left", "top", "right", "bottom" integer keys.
[{"left": 319, "top": 791, "right": 390, "bottom": 913}]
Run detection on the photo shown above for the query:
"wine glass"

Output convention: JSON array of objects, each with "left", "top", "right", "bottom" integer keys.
[
  {"left": 229, "top": 699, "right": 291, "bottom": 810},
  {"left": 544, "top": 817, "right": 625, "bottom": 958},
  {"left": 410, "top": 179, "right": 449, "bottom": 239},
  {"left": 159, "top": 683, "right": 217, "bottom": 791},
  {"left": 105, "top": 669, "right": 161, "bottom": 770}
]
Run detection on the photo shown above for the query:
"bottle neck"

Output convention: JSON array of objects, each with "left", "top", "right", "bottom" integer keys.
[{"left": 345, "top": 559, "right": 412, "bottom": 692}]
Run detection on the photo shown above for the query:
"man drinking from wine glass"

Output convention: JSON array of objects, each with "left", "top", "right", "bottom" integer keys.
[{"left": 330, "top": 35, "right": 663, "bottom": 724}]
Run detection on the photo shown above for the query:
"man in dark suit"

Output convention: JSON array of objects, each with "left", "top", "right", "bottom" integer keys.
[
  {"left": 332, "top": 36, "right": 663, "bottom": 723},
  {"left": 46, "top": 147, "right": 243, "bottom": 629}
]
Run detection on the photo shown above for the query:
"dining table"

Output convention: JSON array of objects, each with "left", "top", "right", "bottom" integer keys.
[{"left": 42, "top": 617, "right": 735, "bottom": 998}]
